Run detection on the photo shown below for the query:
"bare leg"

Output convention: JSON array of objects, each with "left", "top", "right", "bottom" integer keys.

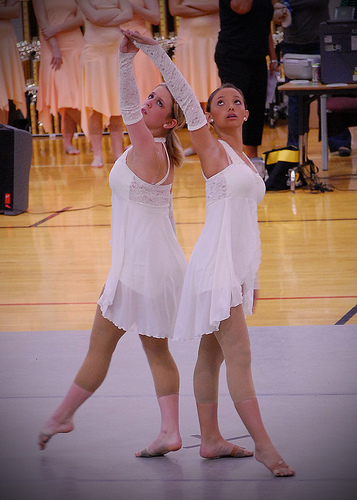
[
  {"left": 38, "top": 306, "right": 125, "bottom": 449},
  {"left": 235, "top": 399, "right": 294, "bottom": 476},
  {"left": 109, "top": 115, "right": 123, "bottom": 161},
  {"left": 215, "top": 305, "right": 295, "bottom": 476},
  {"left": 135, "top": 336, "right": 182, "bottom": 457},
  {"left": 88, "top": 111, "right": 104, "bottom": 167},
  {"left": 38, "top": 383, "right": 92, "bottom": 450},
  {"left": 62, "top": 108, "right": 80, "bottom": 154},
  {"left": 194, "top": 334, "right": 253, "bottom": 459}
]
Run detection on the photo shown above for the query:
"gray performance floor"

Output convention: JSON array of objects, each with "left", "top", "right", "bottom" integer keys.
[{"left": 1, "top": 325, "right": 356, "bottom": 500}]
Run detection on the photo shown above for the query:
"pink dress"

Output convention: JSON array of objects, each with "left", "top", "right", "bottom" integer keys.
[
  {"left": 0, "top": 0, "right": 26, "bottom": 116},
  {"left": 79, "top": 0, "right": 123, "bottom": 137},
  {"left": 121, "top": 12, "right": 162, "bottom": 102},
  {"left": 174, "top": 14, "right": 220, "bottom": 103},
  {"left": 36, "top": 0, "right": 84, "bottom": 132}
]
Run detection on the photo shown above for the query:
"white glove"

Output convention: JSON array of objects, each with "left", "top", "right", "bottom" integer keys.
[
  {"left": 118, "top": 51, "right": 143, "bottom": 126},
  {"left": 133, "top": 42, "right": 207, "bottom": 131}
]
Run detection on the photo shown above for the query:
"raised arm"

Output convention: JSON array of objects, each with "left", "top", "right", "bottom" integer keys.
[
  {"left": 118, "top": 34, "right": 169, "bottom": 183},
  {"left": 168, "top": 0, "right": 218, "bottom": 18},
  {"left": 76, "top": 0, "right": 133, "bottom": 27},
  {"left": 0, "top": 0, "right": 20, "bottom": 20},
  {"left": 131, "top": 0, "right": 160, "bottom": 26},
  {"left": 122, "top": 29, "right": 230, "bottom": 177}
]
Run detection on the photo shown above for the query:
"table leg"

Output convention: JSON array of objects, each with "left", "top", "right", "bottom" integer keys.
[
  {"left": 320, "top": 94, "right": 328, "bottom": 171},
  {"left": 298, "top": 95, "right": 309, "bottom": 166},
  {"left": 299, "top": 132, "right": 308, "bottom": 165}
]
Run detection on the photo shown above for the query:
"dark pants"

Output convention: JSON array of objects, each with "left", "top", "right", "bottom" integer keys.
[
  {"left": 215, "top": 47, "right": 267, "bottom": 147},
  {"left": 327, "top": 128, "right": 351, "bottom": 152}
]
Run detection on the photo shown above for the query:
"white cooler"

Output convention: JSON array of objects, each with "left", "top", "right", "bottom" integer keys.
[{"left": 283, "top": 54, "right": 321, "bottom": 80}]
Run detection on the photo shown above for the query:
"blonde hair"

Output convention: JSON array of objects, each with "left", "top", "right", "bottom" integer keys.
[{"left": 160, "top": 84, "right": 186, "bottom": 169}]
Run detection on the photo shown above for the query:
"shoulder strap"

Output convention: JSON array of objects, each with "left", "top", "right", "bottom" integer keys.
[{"left": 154, "top": 137, "right": 171, "bottom": 185}]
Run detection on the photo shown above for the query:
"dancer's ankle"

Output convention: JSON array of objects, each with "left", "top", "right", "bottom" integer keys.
[{"left": 43, "top": 414, "right": 74, "bottom": 436}]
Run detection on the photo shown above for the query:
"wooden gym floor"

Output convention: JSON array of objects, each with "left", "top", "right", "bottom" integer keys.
[{"left": 1, "top": 123, "right": 356, "bottom": 331}]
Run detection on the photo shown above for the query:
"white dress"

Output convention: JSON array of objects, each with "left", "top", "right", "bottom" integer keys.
[
  {"left": 174, "top": 140, "right": 266, "bottom": 340},
  {"left": 98, "top": 138, "right": 187, "bottom": 339}
]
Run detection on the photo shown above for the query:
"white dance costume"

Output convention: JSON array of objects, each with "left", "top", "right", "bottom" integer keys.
[
  {"left": 134, "top": 41, "right": 266, "bottom": 340},
  {"left": 97, "top": 51, "right": 187, "bottom": 339},
  {"left": 174, "top": 143, "right": 265, "bottom": 339}
]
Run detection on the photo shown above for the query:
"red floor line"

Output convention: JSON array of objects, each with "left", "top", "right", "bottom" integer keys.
[
  {"left": 259, "top": 296, "right": 357, "bottom": 300},
  {"left": 1, "top": 296, "right": 357, "bottom": 306},
  {"left": 0, "top": 302, "right": 97, "bottom": 306}
]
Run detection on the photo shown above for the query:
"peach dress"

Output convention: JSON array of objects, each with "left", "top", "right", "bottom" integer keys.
[
  {"left": 174, "top": 14, "right": 220, "bottom": 103},
  {"left": 36, "top": 0, "right": 84, "bottom": 132},
  {"left": 121, "top": 11, "right": 162, "bottom": 102},
  {"left": 79, "top": 0, "right": 125, "bottom": 138},
  {"left": 0, "top": 0, "right": 27, "bottom": 116}
]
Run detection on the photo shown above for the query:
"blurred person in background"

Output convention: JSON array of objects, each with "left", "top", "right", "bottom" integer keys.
[
  {"left": 32, "top": 0, "right": 84, "bottom": 154},
  {"left": 0, "top": 0, "right": 27, "bottom": 125}
]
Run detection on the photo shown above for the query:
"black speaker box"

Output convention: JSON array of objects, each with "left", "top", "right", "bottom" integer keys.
[{"left": 0, "top": 124, "right": 32, "bottom": 215}]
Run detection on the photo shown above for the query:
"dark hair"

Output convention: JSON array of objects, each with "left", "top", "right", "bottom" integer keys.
[
  {"left": 159, "top": 83, "right": 186, "bottom": 169},
  {"left": 206, "top": 83, "right": 247, "bottom": 113}
]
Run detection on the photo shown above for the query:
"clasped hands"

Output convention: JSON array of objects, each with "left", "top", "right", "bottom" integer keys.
[{"left": 120, "top": 29, "right": 158, "bottom": 53}]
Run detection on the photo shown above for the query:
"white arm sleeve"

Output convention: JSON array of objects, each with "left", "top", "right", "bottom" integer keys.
[
  {"left": 133, "top": 42, "right": 207, "bottom": 131},
  {"left": 118, "top": 51, "right": 143, "bottom": 126}
]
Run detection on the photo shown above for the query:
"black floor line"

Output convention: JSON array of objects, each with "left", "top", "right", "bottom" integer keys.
[{"left": 335, "top": 304, "right": 357, "bottom": 325}]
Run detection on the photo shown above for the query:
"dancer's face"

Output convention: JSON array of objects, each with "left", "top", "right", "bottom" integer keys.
[
  {"left": 141, "top": 85, "right": 176, "bottom": 131},
  {"left": 207, "top": 87, "right": 248, "bottom": 130}
]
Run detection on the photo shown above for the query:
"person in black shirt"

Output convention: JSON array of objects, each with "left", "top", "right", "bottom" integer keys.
[{"left": 215, "top": 0, "right": 279, "bottom": 167}]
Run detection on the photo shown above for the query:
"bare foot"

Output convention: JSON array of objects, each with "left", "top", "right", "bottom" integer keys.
[
  {"left": 268, "top": 460, "right": 295, "bottom": 477},
  {"left": 135, "top": 434, "right": 182, "bottom": 458},
  {"left": 65, "top": 145, "right": 80, "bottom": 155},
  {"left": 91, "top": 156, "right": 103, "bottom": 168},
  {"left": 200, "top": 440, "right": 254, "bottom": 460},
  {"left": 38, "top": 417, "right": 74, "bottom": 450},
  {"left": 255, "top": 448, "right": 295, "bottom": 477}
]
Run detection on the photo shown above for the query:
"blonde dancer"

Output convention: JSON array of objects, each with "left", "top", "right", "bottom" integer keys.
[{"left": 38, "top": 29, "right": 187, "bottom": 458}]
